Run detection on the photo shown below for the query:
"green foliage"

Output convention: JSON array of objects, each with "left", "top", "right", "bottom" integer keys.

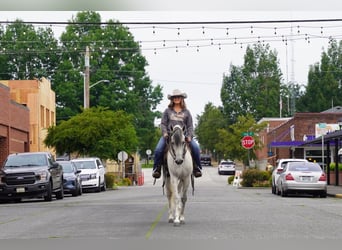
[
  {"left": 240, "top": 168, "right": 271, "bottom": 187},
  {"left": 228, "top": 175, "right": 235, "bottom": 184},
  {"left": 0, "top": 11, "right": 163, "bottom": 157},
  {"left": 0, "top": 20, "right": 59, "bottom": 80},
  {"left": 221, "top": 43, "right": 284, "bottom": 123},
  {"left": 44, "top": 107, "right": 138, "bottom": 160},
  {"left": 297, "top": 39, "right": 342, "bottom": 112},
  {"left": 329, "top": 162, "right": 342, "bottom": 171},
  {"left": 215, "top": 114, "right": 267, "bottom": 162},
  {"left": 195, "top": 103, "right": 225, "bottom": 154},
  {"left": 104, "top": 173, "right": 117, "bottom": 189}
]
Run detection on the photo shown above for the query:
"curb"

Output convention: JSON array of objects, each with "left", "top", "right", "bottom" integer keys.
[{"left": 327, "top": 193, "right": 342, "bottom": 198}]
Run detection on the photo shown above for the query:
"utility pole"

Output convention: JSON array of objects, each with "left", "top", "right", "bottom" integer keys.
[{"left": 84, "top": 46, "right": 90, "bottom": 108}]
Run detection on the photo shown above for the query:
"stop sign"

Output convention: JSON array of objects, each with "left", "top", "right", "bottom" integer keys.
[{"left": 241, "top": 135, "right": 255, "bottom": 149}]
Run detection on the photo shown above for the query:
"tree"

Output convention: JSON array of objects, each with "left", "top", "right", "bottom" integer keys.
[
  {"left": 54, "top": 11, "right": 163, "bottom": 154},
  {"left": 0, "top": 20, "right": 59, "bottom": 80},
  {"left": 221, "top": 43, "right": 284, "bottom": 124},
  {"left": 297, "top": 39, "right": 342, "bottom": 112},
  {"left": 215, "top": 114, "right": 267, "bottom": 164},
  {"left": 44, "top": 107, "right": 138, "bottom": 160},
  {"left": 195, "top": 103, "right": 226, "bottom": 154}
]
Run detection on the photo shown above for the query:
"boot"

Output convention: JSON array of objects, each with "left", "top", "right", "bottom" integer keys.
[
  {"left": 193, "top": 166, "right": 202, "bottom": 178},
  {"left": 152, "top": 165, "right": 161, "bottom": 179}
]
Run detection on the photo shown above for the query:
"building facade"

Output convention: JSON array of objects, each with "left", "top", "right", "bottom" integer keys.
[
  {"left": 0, "top": 83, "right": 30, "bottom": 165},
  {"left": 1, "top": 77, "right": 56, "bottom": 153},
  {"left": 255, "top": 111, "right": 342, "bottom": 169}
]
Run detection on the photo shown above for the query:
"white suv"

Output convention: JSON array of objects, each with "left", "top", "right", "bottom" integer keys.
[
  {"left": 71, "top": 157, "right": 106, "bottom": 192},
  {"left": 271, "top": 158, "right": 308, "bottom": 195}
]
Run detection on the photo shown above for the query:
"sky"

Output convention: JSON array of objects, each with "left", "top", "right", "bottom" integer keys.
[{"left": 1, "top": 10, "right": 342, "bottom": 125}]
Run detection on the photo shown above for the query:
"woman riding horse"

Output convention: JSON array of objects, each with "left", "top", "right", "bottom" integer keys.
[{"left": 152, "top": 89, "right": 202, "bottom": 179}]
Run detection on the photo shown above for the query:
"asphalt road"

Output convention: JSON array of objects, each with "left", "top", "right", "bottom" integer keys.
[{"left": 1, "top": 166, "right": 342, "bottom": 240}]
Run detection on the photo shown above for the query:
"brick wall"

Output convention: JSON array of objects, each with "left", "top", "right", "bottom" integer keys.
[{"left": 0, "top": 83, "right": 29, "bottom": 165}]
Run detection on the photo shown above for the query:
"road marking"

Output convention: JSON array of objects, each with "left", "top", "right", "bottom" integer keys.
[{"left": 145, "top": 204, "right": 168, "bottom": 239}]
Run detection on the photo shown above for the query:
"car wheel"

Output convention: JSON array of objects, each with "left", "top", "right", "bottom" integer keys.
[
  {"left": 272, "top": 183, "right": 276, "bottom": 194},
  {"left": 95, "top": 178, "right": 101, "bottom": 192},
  {"left": 44, "top": 182, "right": 53, "bottom": 201},
  {"left": 79, "top": 183, "right": 83, "bottom": 196},
  {"left": 72, "top": 184, "right": 79, "bottom": 197},
  {"left": 320, "top": 191, "right": 327, "bottom": 198},
  {"left": 280, "top": 185, "right": 287, "bottom": 197},
  {"left": 55, "top": 182, "right": 64, "bottom": 200},
  {"left": 101, "top": 179, "right": 106, "bottom": 192}
]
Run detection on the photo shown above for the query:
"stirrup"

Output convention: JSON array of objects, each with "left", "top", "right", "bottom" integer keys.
[{"left": 193, "top": 168, "right": 202, "bottom": 178}]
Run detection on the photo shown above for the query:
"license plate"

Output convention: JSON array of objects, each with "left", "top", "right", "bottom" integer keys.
[
  {"left": 301, "top": 176, "right": 312, "bottom": 181},
  {"left": 16, "top": 187, "right": 25, "bottom": 193}
]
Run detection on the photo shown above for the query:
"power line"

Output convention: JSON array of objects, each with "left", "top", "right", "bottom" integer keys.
[{"left": 1, "top": 18, "right": 342, "bottom": 25}]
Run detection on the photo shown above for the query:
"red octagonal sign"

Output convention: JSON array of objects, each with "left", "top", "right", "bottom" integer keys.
[{"left": 241, "top": 135, "right": 255, "bottom": 149}]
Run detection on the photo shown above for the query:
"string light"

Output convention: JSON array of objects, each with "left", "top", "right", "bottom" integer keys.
[{"left": 0, "top": 20, "right": 341, "bottom": 56}]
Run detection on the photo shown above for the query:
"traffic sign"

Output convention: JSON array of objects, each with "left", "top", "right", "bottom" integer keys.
[
  {"left": 241, "top": 135, "right": 255, "bottom": 149},
  {"left": 241, "top": 131, "right": 254, "bottom": 136}
]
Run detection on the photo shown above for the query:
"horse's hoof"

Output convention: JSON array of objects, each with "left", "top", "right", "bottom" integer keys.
[
  {"left": 173, "top": 221, "right": 181, "bottom": 227},
  {"left": 180, "top": 220, "right": 185, "bottom": 224},
  {"left": 168, "top": 218, "right": 174, "bottom": 223}
]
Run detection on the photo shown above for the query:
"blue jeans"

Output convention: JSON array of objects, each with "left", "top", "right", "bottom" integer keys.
[{"left": 153, "top": 136, "right": 202, "bottom": 170}]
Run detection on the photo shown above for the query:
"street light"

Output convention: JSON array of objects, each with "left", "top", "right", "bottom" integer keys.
[{"left": 84, "top": 79, "right": 110, "bottom": 108}]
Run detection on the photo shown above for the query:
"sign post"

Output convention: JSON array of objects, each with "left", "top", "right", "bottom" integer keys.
[{"left": 118, "top": 151, "right": 128, "bottom": 178}]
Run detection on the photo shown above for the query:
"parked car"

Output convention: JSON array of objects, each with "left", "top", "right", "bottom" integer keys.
[
  {"left": 271, "top": 158, "right": 308, "bottom": 195},
  {"left": 218, "top": 160, "right": 236, "bottom": 175},
  {"left": 57, "top": 161, "right": 82, "bottom": 197},
  {"left": 0, "top": 152, "right": 64, "bottom": 202},
  {"left": 71, "top": 157, "right": 106, "bottom": 192},
  {"left": 200, "top": 154, "right": 212, "bottom": 166},
  {"left": 276, "top": 161, "right": 327, "bottom": 198}
]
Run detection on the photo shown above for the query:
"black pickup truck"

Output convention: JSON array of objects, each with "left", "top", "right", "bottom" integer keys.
[{"left": 0, "top": 152, "right": 64, "bottom": 202}]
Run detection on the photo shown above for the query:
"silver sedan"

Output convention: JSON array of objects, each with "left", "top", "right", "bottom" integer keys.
[{"left": 276, "top": 161, "right": 327, "bottom": 198}]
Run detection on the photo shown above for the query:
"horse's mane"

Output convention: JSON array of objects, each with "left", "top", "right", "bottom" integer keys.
[{"left": 172, "top": 125, "right": 183, "bottom": 146}]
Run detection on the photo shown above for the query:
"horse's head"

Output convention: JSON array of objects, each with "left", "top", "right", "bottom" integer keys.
[{"left": 169, "top": 124, "right": 187, "bottom": 165}]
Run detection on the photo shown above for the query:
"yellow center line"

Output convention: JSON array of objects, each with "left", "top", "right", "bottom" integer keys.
[{"left": 145, "top": 204, "right": 168, "bottom": 239}]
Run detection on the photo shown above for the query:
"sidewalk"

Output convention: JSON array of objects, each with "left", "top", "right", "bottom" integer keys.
[{"left": 327, "top": 185, "right": 342, "bottom": 198}]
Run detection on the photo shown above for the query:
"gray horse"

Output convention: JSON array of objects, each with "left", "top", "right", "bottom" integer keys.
[{"left": 164, "top": 124, "right": 193, "bottom": 226}]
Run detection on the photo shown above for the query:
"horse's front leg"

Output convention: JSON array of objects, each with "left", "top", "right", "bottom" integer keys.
[
  {"left": 165, "top": 177, "right": 174, "bottom": 223},
  {"left": 170, "top": 177, "right": 181, "bottom": 226},
  {"left": 179, "top": 178, "right": 190, "bottom": 224}
]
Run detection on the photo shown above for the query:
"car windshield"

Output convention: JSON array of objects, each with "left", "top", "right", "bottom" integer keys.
[
  {"left": 4, "top": 154, "right": 48, "bottom": 167},
  {"left": 73, "top": 161, "right": 96, "bottom": 169},
  {"left": 288, "top": 163, "right": 322, "bottom": 172},
  {"left": 59, "top": 162, "right": 74, "bottom": 173}
]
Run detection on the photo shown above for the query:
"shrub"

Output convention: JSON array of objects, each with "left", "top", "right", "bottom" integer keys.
[
  {"left": 105, "top": 173, "right": 117, "bottom": 189},
  {"left": 241, "top": 168, "right": 271, "bottom": 187},
  {"left": 329, "top": 162, "right": 342, "bottom": 171},
  {"left": 228, "top": 175, "right": 235, "bottom": 184}
]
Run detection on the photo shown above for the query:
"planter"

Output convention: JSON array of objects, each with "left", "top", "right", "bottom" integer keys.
[{"left": 328, "top": 172, "right": 342, "bottom": 186}]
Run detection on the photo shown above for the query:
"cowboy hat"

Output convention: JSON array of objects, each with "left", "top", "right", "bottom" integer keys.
[{"left": 167, "top": 89, "right": 187, "bottom": 100}]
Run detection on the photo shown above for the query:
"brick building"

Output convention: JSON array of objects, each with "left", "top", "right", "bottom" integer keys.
[
  {"left": 0, "top": 83, "right": 30, "bottom": 165},
  {"left": 255, "top": 110, "right": 342, "bottom": 169}
]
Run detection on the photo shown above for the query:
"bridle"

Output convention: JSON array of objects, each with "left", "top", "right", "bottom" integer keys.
[{"left": 168, "top": 126, "right": 188, "bottom": 164}]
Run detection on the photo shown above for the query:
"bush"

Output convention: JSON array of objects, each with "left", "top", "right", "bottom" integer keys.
[
  {"left": 228, "top": 175, "right": 235, "bottom": 184},
  {"left": 240, "top": 168, "right": 271, "bottom": 187},
  {"left": 329, "top": 163, "right": 342, "bottom": 171},
  {"left": 105, "top": 173, "right": 117, "bottom": 189}
]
